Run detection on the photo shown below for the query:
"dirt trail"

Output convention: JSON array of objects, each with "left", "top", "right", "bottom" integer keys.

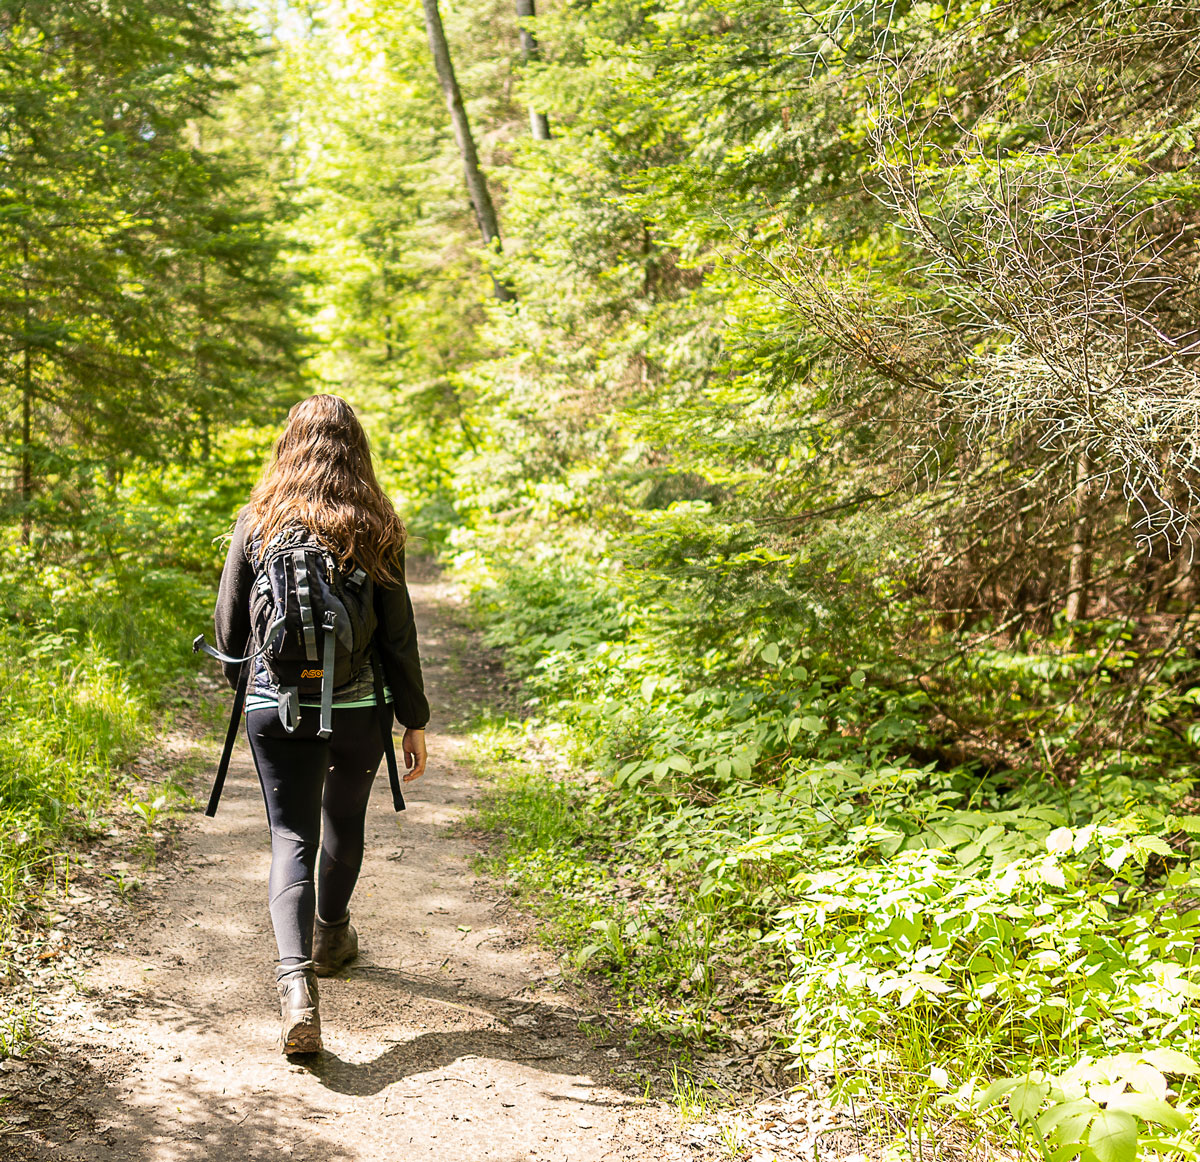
[{"left": 10, "top": 566, "right": 683, "bottom": 1162}]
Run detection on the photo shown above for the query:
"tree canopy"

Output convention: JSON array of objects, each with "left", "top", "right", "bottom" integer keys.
[{"left": 0, "top": 0, "right": 303, "bottom": 528}]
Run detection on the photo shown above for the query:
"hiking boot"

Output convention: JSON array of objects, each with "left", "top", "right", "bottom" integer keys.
[
  {"left": 277, "top": 966, "right": 321, "bottom": 1055},
  {"left": 313, "top": 913, "right": 358, "bottom": 977}
]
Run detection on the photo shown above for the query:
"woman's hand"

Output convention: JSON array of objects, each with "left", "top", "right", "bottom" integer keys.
[{"left": 402, "top": 728, "right": 427, "bottom": 782}]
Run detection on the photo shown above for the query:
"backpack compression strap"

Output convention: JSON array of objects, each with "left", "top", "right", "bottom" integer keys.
[
  {"left": 192, "top": 619, "right": 284, "bottom": 817},
  {"left": 295, "top": 552, "right": 319, "bottom": 661},
  {"left": 192, "top": 617, "right": 286, "bottom": 666},
  {"left": 373, "top": 648, "right": 404, "bottom": 812}
]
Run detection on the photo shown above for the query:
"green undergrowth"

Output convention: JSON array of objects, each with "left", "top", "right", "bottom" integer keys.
[
  {"left": 0, "top": 430, "right": 267, "bottom": 965},
  {"left": 458, "top": 528, "right": 1200, "bottom": 1161},
  {"left": 471, "top": 747, "right": 794, "bottom": 1085}
]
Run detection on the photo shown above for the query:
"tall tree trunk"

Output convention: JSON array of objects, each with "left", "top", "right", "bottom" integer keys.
[
  {"left": 420, "top": 0, "right": 516, "bottom": 301},
  {"left": 20, "top": 237, "right": 33, "bottom": 546},
  {"left": 515, "top": 0, "right": 551, "bottom": 141},
  {"left": 1066, "top": 449, "right": 1092, "bottom": 621}
]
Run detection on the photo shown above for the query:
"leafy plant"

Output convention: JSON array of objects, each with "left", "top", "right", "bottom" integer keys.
[{"left": 975, "top": 1051, "right": 1200, "bottom": 1162}]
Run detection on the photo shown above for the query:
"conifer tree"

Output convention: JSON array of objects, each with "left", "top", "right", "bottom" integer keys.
[{"left": 0, "top": 0, "right": 302, "bottom": 526}]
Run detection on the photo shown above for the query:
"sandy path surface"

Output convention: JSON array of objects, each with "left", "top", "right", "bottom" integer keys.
[{"left": 8, "top": 566, "right": 681, "bottom": 1161}]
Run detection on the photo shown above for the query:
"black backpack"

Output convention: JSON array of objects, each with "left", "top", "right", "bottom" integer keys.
[
  {"left": 248, "top": 528, "right": 377, "bottom": 730},
  {"left": 193, "top": 529, "right": 402, "bottom": 817}
]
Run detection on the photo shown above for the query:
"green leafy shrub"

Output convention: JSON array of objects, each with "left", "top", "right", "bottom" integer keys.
[
  {"left": 459, "top": 530, "right": 1200, "bottom": 1158},
  {"left": 976, "top": 1051, "right": 1199, "bottom": 1162},
  {"left": 0, "top": 430, "right": 267, "bottom": 947}
]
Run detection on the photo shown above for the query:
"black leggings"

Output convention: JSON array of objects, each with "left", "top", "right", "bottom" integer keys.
[{"left": 245, "top": 703, "right": 389, "bottom": 967}]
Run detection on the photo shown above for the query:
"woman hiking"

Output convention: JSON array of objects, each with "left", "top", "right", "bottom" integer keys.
[{"left": 212, "top": 394, "right": 429, "bottom": 1055}]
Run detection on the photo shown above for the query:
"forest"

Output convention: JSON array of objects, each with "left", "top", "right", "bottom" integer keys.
[{"left": 4, "top": 0, "right": 1200, "bottom": 1158}]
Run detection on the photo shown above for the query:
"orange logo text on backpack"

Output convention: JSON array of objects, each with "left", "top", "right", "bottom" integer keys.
[{"left": 301, "top": 669, "right": 324, "bottom": 679}]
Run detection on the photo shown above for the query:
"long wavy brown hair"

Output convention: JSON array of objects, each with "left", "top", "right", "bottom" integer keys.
[{"left": 247, "top": 395, "right": 407, "bottom": 585}]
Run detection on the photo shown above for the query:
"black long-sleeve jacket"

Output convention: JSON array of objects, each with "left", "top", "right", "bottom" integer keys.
[{"left": 213, "top": 510, "right": 430, "bottom": 730}]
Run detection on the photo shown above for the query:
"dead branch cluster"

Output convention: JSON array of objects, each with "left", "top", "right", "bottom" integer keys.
[{"left": 747, "top": 1, "right": 1200, "bottom": 624}]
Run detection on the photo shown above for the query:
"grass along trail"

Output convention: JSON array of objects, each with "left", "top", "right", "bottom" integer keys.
[{"left": 3, "top": 562, "right": 701, "bottom": 1162}]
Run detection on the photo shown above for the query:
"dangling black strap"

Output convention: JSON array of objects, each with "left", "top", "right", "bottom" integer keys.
[
  {"left": 205, "top": 660, "right": 249, "bottom": 818},
  {"left": 373, "top": 649, "right": 404, "bottom": 812}
]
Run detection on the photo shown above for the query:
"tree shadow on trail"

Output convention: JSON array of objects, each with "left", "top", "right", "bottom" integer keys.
[
  {"left": 2, "top": 1042, "right": 361, "bottom": 1162},
  {"left": 301, "top": 964, "right": 657, "bottom": 1101}
]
